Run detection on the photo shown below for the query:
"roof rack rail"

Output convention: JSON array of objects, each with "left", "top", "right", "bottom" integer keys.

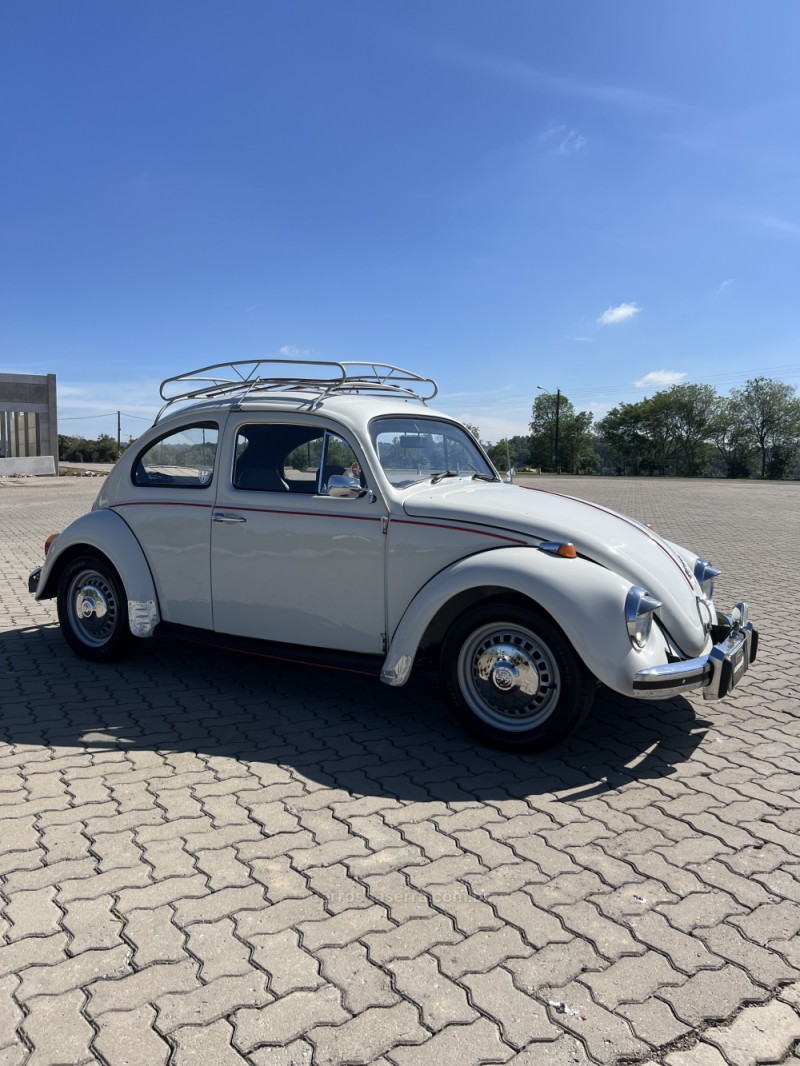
[{"left": 155, "top": 359, "right": 438, "bottom": 422}]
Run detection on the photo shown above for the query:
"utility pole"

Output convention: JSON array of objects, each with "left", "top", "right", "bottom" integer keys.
[
  {"left": 117, "top": 411, "right": 121, "bottom": 456},
  {"left": 554, "top": 389, "right": 561, "bottom": 474}
]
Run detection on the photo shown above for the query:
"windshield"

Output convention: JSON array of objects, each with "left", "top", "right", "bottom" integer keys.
[{"left": 371, "top": 417, "right": 496, "bottom": 488}]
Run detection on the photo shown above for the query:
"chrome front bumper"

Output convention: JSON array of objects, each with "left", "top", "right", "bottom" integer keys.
[{"left": 633, "top": 602, "right": 758, "bottom": 702}]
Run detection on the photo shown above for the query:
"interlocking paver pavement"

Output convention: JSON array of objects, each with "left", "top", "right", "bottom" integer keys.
[{"left": 1, "top": 474, "right": 799, "bottom": 1064}]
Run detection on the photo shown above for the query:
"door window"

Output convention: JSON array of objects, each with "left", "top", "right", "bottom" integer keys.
[{"left": 133, "top": 423, "right": 218, "bottom": 487}]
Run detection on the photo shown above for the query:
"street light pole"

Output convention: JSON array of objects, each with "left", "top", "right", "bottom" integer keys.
[{"left": 537, "top": 384, "right": 562, "bottom": 472}]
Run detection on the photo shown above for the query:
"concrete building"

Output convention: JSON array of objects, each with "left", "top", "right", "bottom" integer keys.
[{"left": 0, "top": 372, "right": 58, "bottom": 475}]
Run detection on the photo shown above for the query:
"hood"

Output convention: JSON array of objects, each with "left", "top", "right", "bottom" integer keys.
[{"left": 402, "top": 480, "right": 707, "bottom": 654}]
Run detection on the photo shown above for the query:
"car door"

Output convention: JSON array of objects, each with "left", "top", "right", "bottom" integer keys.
[{"left": 210, "top": 417, "right": 386, "bottom": 654}]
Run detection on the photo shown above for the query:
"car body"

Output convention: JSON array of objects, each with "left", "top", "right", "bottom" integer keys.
[{"left": 29, "top": 360, "right": 758, "bottom": 750}]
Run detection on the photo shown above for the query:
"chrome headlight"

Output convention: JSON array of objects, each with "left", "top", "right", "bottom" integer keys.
[
  {"left": 625, "top": 586, "right": 662, "bottom": 649},
  {"left": 694, "top": 558, "right": 720, "bottom": 600}
]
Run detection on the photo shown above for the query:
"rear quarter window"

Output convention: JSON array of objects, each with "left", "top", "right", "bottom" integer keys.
[{"left": 132, "top": 423, "right": 218, "bottom": 488}]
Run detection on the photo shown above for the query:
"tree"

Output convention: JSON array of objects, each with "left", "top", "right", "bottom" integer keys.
[
  {"left": 462, "top": 423, "right": 482, "bottom": 444},
  {"left": 730, "top": 377, "right": 800, "bottom": 479},
  {"left": 662, "top": 383, "right": 717, "bottom": 477},
  {"left": 529, "top": 392, "right": 598, "bottom": 473},
  {"left": 709, "top": 398, "right": 756, "bottom": 478}
]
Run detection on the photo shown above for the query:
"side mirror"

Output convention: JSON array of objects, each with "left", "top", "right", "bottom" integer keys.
[
  {"left": 326, "top": 474, "right": 363, "bottom": 498},
  {"left": 506, "top": 467, "right": 515, "bottom": 484}
]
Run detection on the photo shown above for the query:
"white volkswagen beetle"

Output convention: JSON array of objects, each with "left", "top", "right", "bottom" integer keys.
[{"left": 29, "top": 360, "right": 758, "bottom": 751}]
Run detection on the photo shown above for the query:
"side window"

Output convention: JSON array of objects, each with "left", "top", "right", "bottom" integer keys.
[
  {"left": 133, "top": 423, "right": 218, "bottom": 488},
  {"left": 233, "top": 424, "right": 363, "bottom": 495}
]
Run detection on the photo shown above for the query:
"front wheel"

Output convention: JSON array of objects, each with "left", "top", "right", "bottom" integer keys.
[
  {"left": 441, "top": 603, "right": 594, "bottom": 751},
  {"left": 57, "top": 554, "right": 132, "bottom": 662}
]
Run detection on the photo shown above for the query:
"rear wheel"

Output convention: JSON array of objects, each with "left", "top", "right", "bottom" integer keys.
[
  {"left": 57, "top": 554, "right": 132, "bottom": 662},
  {"left": 441, "top": 602, "right": 594, "bottom": 751}
]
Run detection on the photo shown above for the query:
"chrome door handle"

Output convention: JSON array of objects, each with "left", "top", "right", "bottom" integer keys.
[{"left": 212, "top": 512, "right": 247, "bottom": 523}]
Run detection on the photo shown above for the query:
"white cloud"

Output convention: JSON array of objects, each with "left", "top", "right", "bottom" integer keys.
[
  {"left": 279, "top": 345, "right": 312, "bottom": 357},
  {"left": 716, "top": 278, "right": 734, "bottom": 295},
  {"left": 598, "top": 302, "right": 641, "bottom": 326},
  {"left": 634, "top": 370, "right": 687, "bottom": 389},
  {"left": 540, "top": 124, "right": 587, "bottom": 155}
]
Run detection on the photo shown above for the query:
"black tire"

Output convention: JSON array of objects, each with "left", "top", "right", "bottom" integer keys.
[
  {"left": 56, "top": 554, "right": 132, "bottom": 663},
  {"left": 440, "top": 602, "right": 595, "bottom": 751}
]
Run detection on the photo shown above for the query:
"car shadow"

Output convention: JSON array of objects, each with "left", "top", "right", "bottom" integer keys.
[{"left": 1, "top": 625, "right": 710, "bottom": 804}]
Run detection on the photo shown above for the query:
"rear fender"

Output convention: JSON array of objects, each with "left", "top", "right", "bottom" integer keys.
[{"left": 35, "top": 510, "right": 160, "bottom": 637}]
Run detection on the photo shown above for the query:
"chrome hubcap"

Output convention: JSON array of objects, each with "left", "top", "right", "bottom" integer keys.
[
  {"left": 458, "top": 622, "right": 561, "bottom": 732},
  {"left": 68, "top": 571, "right": 118, "bottom": 647}
]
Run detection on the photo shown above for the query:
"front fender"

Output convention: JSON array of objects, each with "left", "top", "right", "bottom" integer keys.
[
  {"left": 35, "top": 510, "right": 160, "bottom": 637},
  {"left": 380, "top": 546, "right": 689, "bottom": 697}
]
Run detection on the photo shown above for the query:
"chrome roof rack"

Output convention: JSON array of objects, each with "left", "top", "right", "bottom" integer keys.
[{"left": 155, "top": 359, "right": 438, "bottom": 422}]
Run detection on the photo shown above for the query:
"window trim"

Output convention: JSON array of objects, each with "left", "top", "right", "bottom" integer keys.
[{"left": 132, "top": 421, "right": 219, "bottom": 489}]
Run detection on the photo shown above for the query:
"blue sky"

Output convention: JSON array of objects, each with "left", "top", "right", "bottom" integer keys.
[{"left": 2, "top": 2, "right": 799, "bottom": 444}]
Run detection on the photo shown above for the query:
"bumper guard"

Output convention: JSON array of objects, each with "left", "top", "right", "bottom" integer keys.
[{"left": 633, "top": 602, "right": 758, "bottom": 701}]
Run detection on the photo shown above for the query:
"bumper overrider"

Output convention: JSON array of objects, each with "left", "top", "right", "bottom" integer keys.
[
  {"left": 633, "top": 602, "right": 758, "bottom": 701},
  {"left": 28, "top": 567, "right": 42, "bottom": 595}
]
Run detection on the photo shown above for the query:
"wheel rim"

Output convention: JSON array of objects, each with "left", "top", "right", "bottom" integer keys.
[
  {"left": 66, "top": 569, "right": 120, "bottom": 648},
  {"left": 456, "top": 621, "right": 562, "bottom": 733}
]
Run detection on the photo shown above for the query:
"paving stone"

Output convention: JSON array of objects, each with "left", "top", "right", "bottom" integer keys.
[
  {"left": 171, "top": 1018, "right": 252, "bottom": 1065},
  {"left": 617, "top": 997, "right": 692, "bottom": 1046},
  {"left": 657, "top": 889, "right": 748, "bottom": 932},
  {"left": 658, "top": 963, "right": 768, "bottom": 1026},
  {"left": 462, "top": 968, "right": 560, "bottom": 1048},
  {"left": 345, "top": 844, "right": 427, "bottom": 878},
  {"left": 540, "top": 981, "right": 650, "bottom": 1063},
  {"left": 3, "top": 885, "right": 61, "bottom": 940},
  {"left": 93, "top": 1004, "right": 171, "bottom": 1066},
  {"left": 553, "top": 899, "right": 645, "bottom": 960},
  {"left": 627, "top": 911, "right": 725, "bottom": 974},
  {"left": 310, "top": 1002, "right": 427, "bottom": 1066},
  {"left": 115, "top": 873, "right": 209, "bottom": 913},
  {"left": 185, "top": 916, "right": 253, "bottom": 981},
  {"left": 17, "top": 943, "right": 131, "bottom": 1002},
  {"left": 231, "top": 901, "right": 316, "bottom": 978},
  {"left": 86, "top": 959, "right": 198, "bottom": 1017},
  {"left": 507, "top": 938, "right": 604, "bottom": 993},
  {"left": 703, "top": 999, "right": 800, "bottom": 1066},
  {"left": 363, "top": 871, "right": 439, "bottom": 922},
  {"left": 0, "top": 975, "right": 23, "bottom": 1050},
  {"left": 365, "top": 914, "right": 463, "bottom": 964},
  {"left": 504, "top": 1034, "right": 595, "bottom": 1064},
  {"left": 425, "top": 878, "right": 502, "bottom": 934},
  {"left": 298, "top": 903, "right": 393, "bottom": 951},
  {"left": 731, "top": 899, "right": 800, "bottom": 945},
  {"left": 236, "top": 895, "right": 326, "bottom": 939},
  {"left": 0, "top": 1045, "right": 27, "bottom": 1066},
  {"left": 62, "top": 893, "right": 125, "bottom": 953},
  {"left": 388, "top": 953, "right": 477, "bottom": 1030},
  {"left": 465, "top": 862, "right": 548, "bottom": 898},
  {"left": 233, "top": 985, "right": 348, "bottom": 1052},
  {"left": 248, "top": 855, "right": 309, "bottom": 901},
  {"left": 317, "top": 941, "right": 398, "bottom": 1012},
  {"left": 580, "top": 951, "right": 683, "bottom": 1008},
  {"left": 21, "top": 989, "right": 94, "bottom": 1066},
  {"left": 157, "top": 970, "right": 272, "bottom": 1034},
  {"left": 124, "top": 904, "right": 187, "bottom": 966},
  {"left": 387, "top": 1016, "right": 514, "bottom": 1066},
  {"left": 248, "top": 1039, "right": 313, "bottom": 1066},
  {"left": 697, "top": 922, "right": 797, "bottom": 986},
  {"left": 664, "top": 1048, "right": 729, "bottom": 1066},
  {"left": 304, "top": 862, "right": 372, "bottom": 913},
  {"left": 174, "top": 884, "right": 267, "bottom": 925},
  {"left": 490, "top": 891, "right": 572, "bottom": 948},
  {"left": 432, "top": 925, "right": 532, "bottom": 978}
]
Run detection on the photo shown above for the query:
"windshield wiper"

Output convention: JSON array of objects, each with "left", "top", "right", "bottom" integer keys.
[
  {"left": 430, "top": 470, "right": 459, "bottom": 484},
  {"left": 472, "top": 473, "right": 499, "bottom": 482}
]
